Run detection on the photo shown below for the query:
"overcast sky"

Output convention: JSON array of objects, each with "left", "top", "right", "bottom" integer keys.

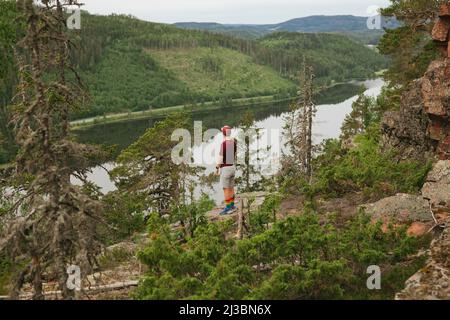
[{"left": 80, "top": 0, "right": 391, "bottom": 25}]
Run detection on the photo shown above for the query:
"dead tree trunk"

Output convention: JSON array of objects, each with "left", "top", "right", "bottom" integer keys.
[
  {"left": 0, "top": 0, "right": 104, "bottom": 300},
  {"left": 283, "top": 58, "right": 316, "bottom": 182}
]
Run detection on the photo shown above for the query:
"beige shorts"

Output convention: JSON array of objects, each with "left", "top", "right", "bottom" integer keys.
[{"left": 220, "top": 166, "right": 236, "bottom": 189}]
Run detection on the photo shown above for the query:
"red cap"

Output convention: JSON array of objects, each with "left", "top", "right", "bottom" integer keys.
[{"left": 221, "top": 125, "right": 232, "bottom": 136}]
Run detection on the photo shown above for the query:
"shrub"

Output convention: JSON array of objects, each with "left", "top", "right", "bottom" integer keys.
[
  {"left": 101, "top": 191, "right": 147, "bottom": 245},
  {"left": 134, "top": 210, "right": 427, "bottom": 300},
  {"left": 313, "top": 127, "right": 431, "bottom": 199}
]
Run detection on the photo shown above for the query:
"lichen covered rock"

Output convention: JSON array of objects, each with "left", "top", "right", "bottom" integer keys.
[
  {"left": 421, "top": 60, "right": 450, "bottom": 117},
  {"left": 396, "top": 224, "right": 450, "bottom": 300},
  {"left": 362, "top": 194, "right": 433, "bottom": 224},
  {"left": 422, "top": 160, "right": 450, "bottom": 214},
  {"left": 381, "top": 79, "right": 435, "bottom": 161},
  {"left": 381, "top": 59, "right": 450, "bottom": 161}
]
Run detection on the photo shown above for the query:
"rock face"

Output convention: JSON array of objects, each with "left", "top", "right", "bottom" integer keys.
[
  {"left": 422, "top": 60, "right": 450, "bottom": 117},
  {"left": 381, "top": 79, "right": 436, "bottom": 161},
  {"left": 422, "top": 160, "right": 450, "bottom": 216},
  {"left": 381, "top": 59, "right": 450, "bottom": 161},
  {"left": 431, "top": 4, "right": 450, "bottom": 58},
  {"left": 432, "top": 19, "right": 450, "bottom": 42},
  {"left": 396, "top": 223, "right": 450, "bottom": 300},
  {"left": 422, "top": 60, "right": 450, "bottom": 160}
]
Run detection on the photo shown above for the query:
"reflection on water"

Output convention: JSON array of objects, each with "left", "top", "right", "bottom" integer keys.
[{"left": 73, "top": 79, "right": 384, "bottom": 202}]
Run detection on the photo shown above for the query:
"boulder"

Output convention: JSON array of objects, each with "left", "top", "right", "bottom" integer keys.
[
  {"left": 361, "top": 161, "right": 450, "bottom": 236},
  {"left": 361, "top": 193, "right": 433, "bottom": 225},
  {"left": 422, "top": 160, "right": 450, "bottom": 214}
]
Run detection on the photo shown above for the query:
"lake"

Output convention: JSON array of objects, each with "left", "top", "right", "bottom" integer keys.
[{"left": 74, "top": 78, "right": 384, "bottom": 204}]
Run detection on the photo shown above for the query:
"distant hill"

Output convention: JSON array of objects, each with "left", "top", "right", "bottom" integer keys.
[
  {"left": 271, "top": 15, "right": 375, "bottom": 32},
  {"left": 175, "top": 15, "right": 399, "bottom": 44}
]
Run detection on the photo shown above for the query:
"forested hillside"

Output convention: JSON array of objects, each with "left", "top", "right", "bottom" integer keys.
[
  {"left": 0, "top": 8, "right": 388, "bottom": 163},
  {"left": 69, "top": 12, "right": 387, "bottom": 119},
  {"left": 258, "top": 32, "right": 387, "bottom": 83},
  {"left": 0, "top": 9, "right": 387, "bottom": 122}
]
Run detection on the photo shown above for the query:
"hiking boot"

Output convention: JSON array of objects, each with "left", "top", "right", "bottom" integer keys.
[{"left": 219, "top": 207, "right": 232, "bottom": 216}]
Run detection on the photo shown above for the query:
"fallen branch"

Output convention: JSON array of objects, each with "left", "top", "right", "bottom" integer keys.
[{"left": 2, "top": 280, "right": 140, "bottom": 300}]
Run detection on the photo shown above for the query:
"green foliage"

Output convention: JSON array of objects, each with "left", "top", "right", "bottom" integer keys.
[
  {"left": 111, "top": 112, "right": 201, "bottom": 216},
  {"left": 68, "top": 12, "right": 299, "bottom": 119},
  {"left": 248, "top": 194, "right": 283, "bottom": 234},
  {"left": 0, "top": 0, "right": 20, "bottom": 79},
  {"left": 0, "top": 255, "right": 12, "bottom": 295},
  {"left": 313, "top": 129, "right": 432, "bottom": 199},
  {"left": 101, "top": 191, "right": 147, "bottom": 245},
  {"left": 378, "top": 0, "right": 444, "bottom": 103},
  {"left": 282, "top": 85, "right": 431, "bottom": 201},
  {"left": 134, "top": 210, "right": 426, "bottom": 300},
  {"left": 236, "top": 111, "right": 269, "bottom": 192},
  {"left": 379, "top": 26, "right": 439, "bottom": 87},
  {"left": 77, "top": 44, "right": 190, "bottom": 118},
  {"left": 175, "top": 16, "right": 388, "bottom": 45},
  {"left": 341, "top": 88, "right": 378, "bottom": 140},
  {"left": 171, "top": 194, "right": 215, "bottom": 238},
  {"left": 0, "top": 0, "right": 22, "bottom": 164},
  {"left": 148, "top": 47, "right": 294, "bottom": 103},
  {"left": 0, "top": 8, "right": 388, "bottom": 126}
]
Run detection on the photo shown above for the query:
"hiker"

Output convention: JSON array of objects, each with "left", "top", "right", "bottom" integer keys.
[{"left": 216, "top": 125, "right": 237, "bottom": 215}]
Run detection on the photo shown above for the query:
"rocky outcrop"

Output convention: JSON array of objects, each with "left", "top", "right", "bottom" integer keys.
[
  {"left": 362, "top": 161, "right": 450, "bottom": 236},
  {"left": 422, "top": 160, "right": 450, "bottom": 215},
  {"left": 381, "top": 79, "right": 436, "bottom": 161},
  {"left": 431, "top": 4, "right": 450, "bottom": 58},
  {"left": 381, "top": 59, "right": 450, "bottom": 161},
  {"left": 361, "top": 194, "right": 434, "bottom": 236},
  {"left": 362, "top": 194, "right": 432, "bottom": 223},
  {"left": 422, "top": 60, "right": 450, "bottom": 160},
  {"left": 362, "top": 161, "right": 450, "bottom": 299},
  {"left": 395, "top": 223, "right": 450, "bottom": 300}
]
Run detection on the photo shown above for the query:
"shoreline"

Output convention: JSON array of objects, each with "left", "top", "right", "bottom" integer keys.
[
  {"left": 71, "top": 94, "right": 296, "bottom": 130},
  {"left": 70, "top": 75, "right": 382, "bottom": 130}
]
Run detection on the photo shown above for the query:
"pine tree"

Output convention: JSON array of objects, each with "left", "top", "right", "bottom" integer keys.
[
  {"left": 236, "top": 111, "right": 267, "bottom": 192},
  {"left": 0, "top": 0, "right": 22, "bottom": 163},
  {"left": 379, "top": 0, "right": 445, "bottom": 87},
  {"left": 111, "top": 112, "right": 200, "bottom": 217},
  {"left": 340, "top": 88, "right": 376, "bottom": 140}
]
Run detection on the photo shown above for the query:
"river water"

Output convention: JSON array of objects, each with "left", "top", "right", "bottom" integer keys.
[{"left": 74, "top": 78, "right": 384, "bottom": 204}]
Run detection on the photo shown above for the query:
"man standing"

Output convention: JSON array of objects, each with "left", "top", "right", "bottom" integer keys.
[{"left": 216, "top": 125, "right": 237, "bottom": 215}]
